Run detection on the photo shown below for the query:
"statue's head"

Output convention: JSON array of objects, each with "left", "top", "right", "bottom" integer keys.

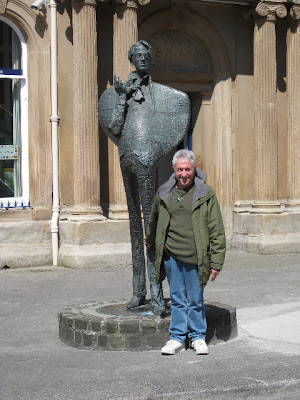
[{"left": 128, "top": 40, "right": 152, "bottom": 74}]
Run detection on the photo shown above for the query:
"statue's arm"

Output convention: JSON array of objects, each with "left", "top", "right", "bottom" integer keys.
[
  {"left": 108, "top": 74, "right": 139, "bottom": 136},
  {"left": 108, "top": 76, "right": 128, "bottom": 136},
  {"left": 108, "top": 97, "right": 127, "bottom": 136},
  {"left": 145, "top": 193, "right": 160, "bottom": 246}
]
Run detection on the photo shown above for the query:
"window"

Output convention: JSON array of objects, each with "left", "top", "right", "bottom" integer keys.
[{"left": 0, "top": 18, "right": 29, "bottom": 209}]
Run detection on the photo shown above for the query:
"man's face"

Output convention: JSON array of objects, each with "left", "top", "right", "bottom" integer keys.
[
  {"left": 131, "top": 44, "right": 151, "bottom": 74},
  {"left": 174, "top": 158, "right": 196, "bottom": 190}
]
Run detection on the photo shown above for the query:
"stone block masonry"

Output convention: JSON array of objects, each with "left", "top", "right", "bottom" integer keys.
[{"left": 58, "top": 301, "right": 237, "bottom": 351}]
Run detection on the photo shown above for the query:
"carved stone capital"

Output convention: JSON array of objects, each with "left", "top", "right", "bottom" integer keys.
[
  {"left": 0, "top": 0, "right": 8, "bottom": 14},
  {"left": 112, "top": 0, "right": 136, "bottom": 9},
  {"left": 72, "top": 0, "right": 97, "bottom": 7},
  {"left": 113, "top": 0, "right": 150, "bottom": 5},
  {"left": 255, "top": 1, "right": 287, "bottom": 21},
  {"left": 290, "top": 4, "right": 300, "bottom": 21}
]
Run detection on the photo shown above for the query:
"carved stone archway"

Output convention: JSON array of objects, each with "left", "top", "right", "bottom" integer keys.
[{"left": 139, "top": 8, "right": 231, "bottom": 74}]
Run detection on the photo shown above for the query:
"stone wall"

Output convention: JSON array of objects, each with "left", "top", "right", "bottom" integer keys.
[{"left": 1, "top": 0, "right": 299, "bottom": 269}]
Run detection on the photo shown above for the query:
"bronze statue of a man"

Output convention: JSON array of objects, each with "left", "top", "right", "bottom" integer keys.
[{"left": 99, "top": 40, "right": 190, "bottom": 315}]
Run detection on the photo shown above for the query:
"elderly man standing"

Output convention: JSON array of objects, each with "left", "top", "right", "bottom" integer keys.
[{"left": 146, "top": 150, "right": 226, "bottom": 355}]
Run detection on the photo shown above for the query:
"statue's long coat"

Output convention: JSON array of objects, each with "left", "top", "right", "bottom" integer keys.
[{"left": 98, "top": 80, "right": 191, "bottom": 167}]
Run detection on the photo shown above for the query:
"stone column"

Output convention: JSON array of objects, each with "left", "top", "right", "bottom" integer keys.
[
  {"left": 107, "top": 0, "right": 138, "bottom": 219},
  {"left": 108, "top": 0, "right": 150, "bottom": 219},
  {"left": 253, "top": 1, "right": 287, "bottom": 209},
  {"left": 71, "top": 0, "right": 104, "bottom": 219},
  {"left": 287, "top": 4, "right": 300, "bottom": 206},
  {"left": 211, "top": 74, "right": 233, "bottom": 239}
]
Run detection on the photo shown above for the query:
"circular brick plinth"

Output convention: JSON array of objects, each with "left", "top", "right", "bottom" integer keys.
[{"left": 58, "top": 301, "right": 237, "bottom": 351}]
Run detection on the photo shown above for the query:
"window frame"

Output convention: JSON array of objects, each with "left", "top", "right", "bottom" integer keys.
[{"left": 0, "top": 17, "right": 29, "bottom": 209}]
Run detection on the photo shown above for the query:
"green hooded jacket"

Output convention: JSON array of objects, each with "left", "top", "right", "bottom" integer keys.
[{"left": 146, "top": 167, "right": 226, "bottom": 288}]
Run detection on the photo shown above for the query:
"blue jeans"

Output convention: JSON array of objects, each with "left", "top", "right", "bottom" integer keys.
[{"left": 164, "top": 253, "right": 207, "bottom": 343}]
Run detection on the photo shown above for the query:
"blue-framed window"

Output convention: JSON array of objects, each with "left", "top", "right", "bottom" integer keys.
[{"left": 0, "top": 18, "right": 29, "bottom": 209}]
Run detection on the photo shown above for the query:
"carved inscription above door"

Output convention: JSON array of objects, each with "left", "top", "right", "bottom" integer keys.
[{"left": 149, "top": 30, "right": 212, "bottom": 73}]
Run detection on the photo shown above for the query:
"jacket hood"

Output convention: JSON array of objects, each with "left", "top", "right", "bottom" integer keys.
[{"left": 157, "top": 167, "right": 209, "bottom": 208}]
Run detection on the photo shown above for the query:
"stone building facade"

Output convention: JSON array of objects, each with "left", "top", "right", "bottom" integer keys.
[{"left": 0, "top": 0, "right": 299, "bottom": 268}]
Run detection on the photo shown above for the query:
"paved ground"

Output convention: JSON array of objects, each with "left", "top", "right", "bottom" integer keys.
[{"left": 1, "top": 250, "right": 300, "bottom": 400}]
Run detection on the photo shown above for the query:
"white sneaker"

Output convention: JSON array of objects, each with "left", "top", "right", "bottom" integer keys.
[
  {"left": 191, "top": 339, "right": 209, "bottom": 355},
  {"left": 161, "top": 340, "right": 185, "bottom": 355}
]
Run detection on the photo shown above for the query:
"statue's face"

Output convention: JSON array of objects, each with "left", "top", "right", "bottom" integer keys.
[{"left": 131, "top": 44, "right": 151, "bottom": 73}]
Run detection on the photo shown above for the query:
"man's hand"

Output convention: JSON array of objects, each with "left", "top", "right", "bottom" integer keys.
[
  {"left": 144, "top": 237, "right": 153, "bottom": 252},
  {"left": 210, "top": 269, "right": 220, "bottom": 281}
]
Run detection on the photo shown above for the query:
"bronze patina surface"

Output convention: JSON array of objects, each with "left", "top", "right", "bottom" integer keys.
[{"left": 99, "top": 40, "right": 190, "bottom": 314}]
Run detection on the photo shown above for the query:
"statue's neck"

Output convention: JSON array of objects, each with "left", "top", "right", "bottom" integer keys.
[{"left": 135, "top": 71, "right": 149, "bottom": 81}]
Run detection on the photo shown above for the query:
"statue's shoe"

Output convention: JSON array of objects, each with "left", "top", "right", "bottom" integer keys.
[
  {"left": 152, "top": 306, "right": 166, "bottom": 317},
  {"left": 126, "top": 296, "right": 146, "bottom": 309}
]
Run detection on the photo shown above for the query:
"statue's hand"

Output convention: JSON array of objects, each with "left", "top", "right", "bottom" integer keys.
[
  {"left": 129, "top": 80, "right": 140, "bottom": 93},
  {"left": 113, "top": 75, "right": 127, "bottom": 95},
  {"left": 114, "top": 75, "right": 140, "bottom": 96}
]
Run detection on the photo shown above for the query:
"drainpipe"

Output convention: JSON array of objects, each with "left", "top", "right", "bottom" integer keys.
[{"left": 49, "top": 0, "right": 60, "bottom": 266}]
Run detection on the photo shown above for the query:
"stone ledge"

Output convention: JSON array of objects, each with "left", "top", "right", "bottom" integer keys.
[
  {"left": 59, "top": 220, "right": 131, "bottom": 246},
  {"left": 233, "top": 210, "right": 300, "bottom": 235},
  {"left": 231, "top": 233, "right": 300, "bottom": 254},
  {"left": 1, "top": 244, "right": 52, "bottom": 269},
  {"left": 58, "top": 301, "right": 237, "bottom": 351},
  {"left": 58, "top": 244, "right": 132, "bottom": 269},
  {"left": 0, "top": 220, "right": 51, "bottom": 245}
]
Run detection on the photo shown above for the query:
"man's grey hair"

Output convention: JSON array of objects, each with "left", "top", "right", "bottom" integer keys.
[
  {"left": 172, "top": 149, "right": 196, "bottom": 167},
  {"left": 128, "top": 40, "right": 152, "bottom": 62}
]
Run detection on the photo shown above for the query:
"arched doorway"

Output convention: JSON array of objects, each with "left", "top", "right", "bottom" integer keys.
[
  {"left": 139, "top": 8, "right": 233, "bottom": 235},
  {"left": 146, "top": 29, "right": 214, "bottom": 186}
]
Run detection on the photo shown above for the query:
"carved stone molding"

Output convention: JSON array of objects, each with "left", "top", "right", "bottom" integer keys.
[
  {"left": 0, "top": 0, "right": 8, "bottom": 14},
  {"left": 169, "top": 1, "right": 189, "bottom": 29},
  {"left": 255, "top": 1, "right": 287, "bottom": 21}
]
